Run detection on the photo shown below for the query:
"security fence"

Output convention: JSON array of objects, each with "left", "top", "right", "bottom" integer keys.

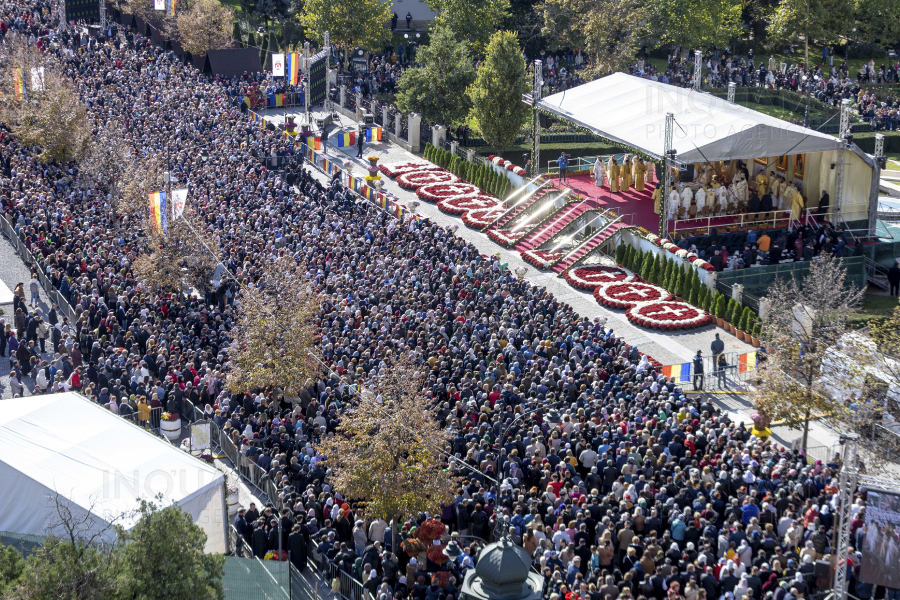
[
  {"left": 716, "top": 255, "right": 867, "bottom": 295},
  {"left": 659, "top": 350, "right": 762, "bottom": 392}
]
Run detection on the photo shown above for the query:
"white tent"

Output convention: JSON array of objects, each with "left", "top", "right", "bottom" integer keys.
[
  {"left": 537, "top": 73, "right": 846, "bottom": 163},
  {"left": 0, "top": 392, "right": 227, "bottom": 553}
]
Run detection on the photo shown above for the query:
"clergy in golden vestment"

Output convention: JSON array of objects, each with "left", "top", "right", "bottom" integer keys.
[
  {"left": 791, "top": 189, "right": 806, "bottom": 219},
  {"left": 652, "top": 184, "right": 662, "bottom": 214},
  {"left": 622, "top": 156, "right": 633, "bottom": 190},
  {"left": 755, "top": 172, "right": 768, "bottom": 197},
  {"left": 634, "top": 159, "right": 646, "bottom": 192},
  {"left": 608, "top": 158, "right": 620, "bottom": 193}
]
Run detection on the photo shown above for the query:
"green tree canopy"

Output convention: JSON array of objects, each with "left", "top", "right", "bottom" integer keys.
[
  {"left": 427, "top": 0, "right": 510, "bottom": 53},
  {"left": 300, "top": 0, "right": 392, "bottom": 66},
  {"left": 643, "top": 0, "right": 743, "bottom": 54},
  {"left": 395, "top": 25, "right": 476, "bottom": 125},
  {"left": 468, "top": 31, "right": 529, "bottom": 154}
]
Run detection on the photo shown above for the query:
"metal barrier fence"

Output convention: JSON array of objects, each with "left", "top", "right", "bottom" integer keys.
[
  {"left": 671, "top": 210, "right": 796, "bottom": 237},
  {"left": 210, "top": 420, "right": 272, "bottom": 499},
  {"left": 0, "top": 214, "right": 78, "bottom": 329},
  {"left": 309, "top": 539, "right": 374, "bottom": 600}
]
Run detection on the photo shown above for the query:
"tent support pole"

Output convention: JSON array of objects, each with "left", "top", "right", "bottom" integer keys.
[
  {"left": 532, "top": 60, "right": 542, "bottom": 176},
  {"left": 661, "top": 112, "right": 674, "bottom": 237}
]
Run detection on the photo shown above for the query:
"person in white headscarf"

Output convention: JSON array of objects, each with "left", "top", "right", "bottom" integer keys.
[{"left": 594, "top": 156, "right": 605, "bottom": 187}]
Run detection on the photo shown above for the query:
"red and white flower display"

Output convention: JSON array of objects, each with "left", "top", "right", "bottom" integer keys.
[
  {"left": 675, "top": 249, "right": 689, "bottom": 258},
  {"left": 396, "top": 170, "right": 460, "bottom": 190},
  {"left": 625, "top": 301, "right": 712, "bottom": 330},
  {"left": 512, "top": 166, "right": 527, "bottom": 176},
  {"left": 379, "top": 162, "right": 442, "bottom": 177},
  {"left": 522, "top": 249, "right": 567, "bottom": 269},
  {"left": 593, "top": 282, "right": 672, "bottom": 309},
  {"left": 487, "top": 228, "right": 526, "bottom": 247},
  {"left": 563, "top": 265, "right": 636, "bottom": 290},
  {"left": 416, "top": 182, "right": 480, "bottom": 202},
  {"left": 461, "top": 206, "right": 506, "bottom": 229},
  {"left": 437, "top": 194, "right": 500, "bottom": 215}
]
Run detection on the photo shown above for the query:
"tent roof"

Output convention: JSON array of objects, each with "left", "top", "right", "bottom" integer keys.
[
  {"left": 204, "top": 49, "right": 262, "bottom": 77},
  {"left": 537, "top": 73, "right": 845, "bottom": 163},
  {"left": 0, "top": 393, "right": 224, "bottom": 550}
]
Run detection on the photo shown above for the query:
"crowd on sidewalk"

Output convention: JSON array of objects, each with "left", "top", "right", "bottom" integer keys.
[{"left": 0, "top": 5, "right": 891, "bottom": 600}]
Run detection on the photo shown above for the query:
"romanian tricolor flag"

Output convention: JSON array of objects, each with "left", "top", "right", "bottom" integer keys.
[
  {"left": 306, "top": 136, "right": 321, "bottom": 151},
  {"left": 336, "top": 132, "right": 356, "bottom": 147},
  {"left": 394, "top": 203, "right": 406, "bottom": 219},
  {"left": 661, "top": 362, "right": 692, "bottom": 383},
  {"left": 738, "top": 352, "right": 757, "bottom": 373},
  {"left": 284, "top": 53, "right": 300, "bottom": 86},
  {"left": 148, "top": 191, "right": 168, "bottom": 234},
  {"left": 365, "top": 127, "right": 383, "bottom": 142},
  {"left": 378, "top": 193, "right": 388, "bottom": 209},
  {"left": 13, "top": 68, "right": 24, "bottom": 101},
  {"left": 166, "top": 0, "right": 176, "bottom": 16},
  {"left": 322, "top": 157, "right": 337, "bottom": 174}
]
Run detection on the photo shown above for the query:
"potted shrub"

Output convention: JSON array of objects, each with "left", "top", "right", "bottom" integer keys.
[
  {"left": 714, "top": 294, "right": 727, "bottom": 328},
  {"left": 751, "top": 321, "right": 762, "bottom": 347},
  {"left": 226, "top": 484, "right": 240, "bottom": 515},
  {"left": 735, "top": 307, "right": 746, "bottom": 341}
]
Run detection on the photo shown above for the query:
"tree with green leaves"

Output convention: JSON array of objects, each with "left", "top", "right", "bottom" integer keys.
[
  {"left": 115, "top": 499, "right": 225, "bottom": 600},
  {"left": 541, "top": 0, "right": 648, "bottom": 78},
  {"left": 766, "top": 0, "right": 846, "bottom": 66},
  {"left": 300, "top": 0, "right": 391, "bottom": 67},
  {"left": 639, "top": 250, "right": 653, "bottom": 281},
  {"left": 643, "top": 0, "right": 743, "bottom": 60},
  {"left": 615, "top": 243, "right": 627, "bottom": 266},
  {"left": 427, "top": 0, "right": 510, "bottom": 54},
  {"left": 232, "top": 21, "right": 244, "bottom": 47},
  {"left": 468, "top": 31, "right": 529, "bottom": 155},
  {"left": 0, "top": 543, "right": 24, "bottom": 595}
]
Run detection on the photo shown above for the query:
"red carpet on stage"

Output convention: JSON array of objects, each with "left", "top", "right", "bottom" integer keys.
[{"left": 549, "top": 174, "right": 660, "bottom": 231}]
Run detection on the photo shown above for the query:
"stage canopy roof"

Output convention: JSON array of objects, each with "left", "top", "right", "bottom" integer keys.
[
  {"left": 537, "top": 73, "right": 845, "bottom": 164},
  {"left": 0, "top": 393, "right": 226, "bottom": 553}
]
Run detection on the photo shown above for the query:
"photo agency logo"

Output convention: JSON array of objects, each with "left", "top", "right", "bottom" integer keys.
[
  {"left": 100, "top": 468, "right": 225, "bottom": 525},
  {"left": 642, "top": 84, "right": 811, "bottom": 147}
]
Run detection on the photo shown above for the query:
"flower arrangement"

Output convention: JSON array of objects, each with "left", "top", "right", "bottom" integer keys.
[
  {"left": 396, "top": 169, "right": 459, "bottom": 190},
  {"left": 226, "top": 484, "right": 239, "bottom": 496},
  {"left": 417, "top": 519, "right": 446, "bottom": 541},
  {"left": 432, "top": 572, "right": 452, "bottom": 588},
  {"left": 379, "top": 161, "right": 441, "bottom": 177},
  {"left": 522, "top": 249, "right": 567, "bottom": 269},
  {"left": 400, "top": 538, "right": 427, "bottom": 557},
  {"left": 675, "top": 249, "right": 689, "bottom": 258},
  {"left": 161, "top": 412, "right": 178, "bottom": 422},
  {"left": 427, "top": 544, "right": 449, "bottom": 565},
  {"left": 563, "top": 265, "right": 636, "bottom": 290},
  {"left": 512, "top": 166, "right": 527, "bottom": 176},
  {"left": 487, "top": 228, "right": 526, "bottom": 247},
  {"left": 416, "top": 182, "right": 480, "bottom": 203},
  {"left": 593, "top": 282, "right": 672, "bottom": 309},
  {"left": 264, "top": 550, "right": 288, "bottom": 561},
  {"left": 461, "top": 206, "right": 505, "bottom": 229},
  {"left": 438, "top": 195, "right": 500, "bottom": 216},
  {"left": 625, "top": 301, "right": 712, "bottom": 330}
]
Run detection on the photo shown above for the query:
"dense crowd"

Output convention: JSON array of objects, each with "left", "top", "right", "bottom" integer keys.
[{"left": 0, "top": 7, "right": 888, "bottom": 600}]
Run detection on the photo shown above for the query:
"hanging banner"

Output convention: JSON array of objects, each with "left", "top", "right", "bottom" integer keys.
[
  {"left": 272, "top": 53, "right": 285, "bottom": 78},
  {"left": 148, "top": 191, "right": 168, "bottom": 234},
  {"left": 171, "top": 188, "right": 188, "bottom": 219},
  {"left": 29, "top": 67, "right": 44, "bottom": 91},
  {"left": 154, "top": 0, "right": 164, "bottom": 9},
  {"left": 12, "top": 68, "right": 24, "bottom": 101}
]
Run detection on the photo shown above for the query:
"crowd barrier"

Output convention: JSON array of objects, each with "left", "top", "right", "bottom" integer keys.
[
  {"left": 309, "top": 539, "right": 374, "bottom": 600},
  {"left": 0, "top": 214, "right": 78, "bottom": 331},
  {"left": 659, "top": 350, "right": 760, "bottom": 392}
]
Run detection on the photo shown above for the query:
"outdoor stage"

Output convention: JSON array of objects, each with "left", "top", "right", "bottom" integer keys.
[{"left": 548, "top": 175, "right": 660, "bottom": 231}]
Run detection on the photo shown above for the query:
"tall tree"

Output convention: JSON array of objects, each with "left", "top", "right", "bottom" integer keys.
[
  {"left": 468, "top": 31, "right": 529, "bottom": 154},
  {"left": 299, "top": 0, "right": 392, "bottom": 68},
  {"left": 765, "top": 0, "right": 846, "bottom": 66},
  {"left": 175, "top": 0, "right": 235, "bottom": 56},
  {"left": 395, "top": 25, "right": 476, "bottom": 125},
  {"left": 753, "top": 257, "right": 864, "bottom": 450},
  {"left": 227, "top": 257, "right": 321, "bottom": 396},
  {"left": 316, "top": 359, "right": 458, "bottom": 551},
  {"left": 115, "top": 499, "right": 225, "bottom": 600},
  {"left": 427, "top": 0, "right": 510, "bottom": 54},
  {"left": 541, "top": 0, "right": 647, "bottom": 78},
  {"left": 643, "top": 0, "right": 743, "bottom": 58}
]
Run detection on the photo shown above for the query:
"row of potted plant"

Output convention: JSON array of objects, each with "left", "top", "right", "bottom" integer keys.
[
  {"left": 614, "top": 242, "right": 761, "bottom": 344},
  {"left": 422, "top": 144, "right": 512, "bottom": 200}
]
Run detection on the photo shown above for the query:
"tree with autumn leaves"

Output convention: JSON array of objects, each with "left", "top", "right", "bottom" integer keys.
[
  {"left": 315, "top": 358, "right": 458, "bottom": 551},
  {"left": 753, "top": 257, "right": 864, "bottom": 450},
  {"left": 226, "top": 257, "right": 321, "bottom": 398}
]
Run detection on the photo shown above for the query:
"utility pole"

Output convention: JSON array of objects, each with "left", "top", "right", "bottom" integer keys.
[
  {"left": 692, "top": 50, "right": 702, "bottom": 91},
  {"left": 833, "top": 433, "right": 859, "bottom": 600}
]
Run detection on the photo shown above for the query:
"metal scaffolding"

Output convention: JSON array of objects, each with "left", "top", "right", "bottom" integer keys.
[
  {"left": 727, "top": 82, "right": 736, "bottom": 103},
  {"left": 532, "top": 60, "right": 543, "bottom": 176},
  {"left": 660, "top": 112, "right": 675, "bottom": 236},
  {"left": 833, "top": 434, "right": 859, "bottom": 600},
  {"left": 834, "top": 99, "right": 851, "bottom": 221},
  {"left": 693, "top": 51, "right": 702, "bottom": 91}
]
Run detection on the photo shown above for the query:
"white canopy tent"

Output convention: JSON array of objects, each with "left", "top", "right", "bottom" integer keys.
[
  {"left": 0, "top": 393, "right": 227, "bottom": 553},
  {"left": 538, "top": 72, "right": 846, "bottom": 163}
]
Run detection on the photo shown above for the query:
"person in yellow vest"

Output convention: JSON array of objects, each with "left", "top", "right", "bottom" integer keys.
[
  {"left": 608, "top": 158, "right": 620, "bottom": 193},
  {"left": 634, "top": 158, "right": 646, "bottom": 192},
  {"left": 622, "top": 156, "right": 633, "bottom": 190},
  {"left": 652, "top": 184, "right": 663, "bottom": 214}
]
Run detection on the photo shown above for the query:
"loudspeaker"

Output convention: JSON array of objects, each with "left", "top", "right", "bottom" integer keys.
[
  {"left": 680, "top": 164, "right": 695, "bottom": 182},
  {"left": 814, "top": 560, "right": 830, "bottom": 579}
]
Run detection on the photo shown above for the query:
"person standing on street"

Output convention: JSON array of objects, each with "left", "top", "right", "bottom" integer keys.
[
  {"left": 321, "top": 126, "right": 329, "bottom": 154},
  {"left": 889, "top": 261, "right": 900, "bottom": 296},
  {"left": 356, "top": 128, "right": 365, "bottom": 158},
  {"left": 558, "top": 152, "right": 568, "bottom": 183},
  {"left": 711, "top": 333, "right": 724, "bottom": 364},
  {"left": 693, "top": 350, "right": 705, "bottom": 391}
]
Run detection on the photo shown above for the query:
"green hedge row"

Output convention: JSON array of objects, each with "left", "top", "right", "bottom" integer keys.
[{"left": 424, "top": 143, "right": 513, "bottom": 199}]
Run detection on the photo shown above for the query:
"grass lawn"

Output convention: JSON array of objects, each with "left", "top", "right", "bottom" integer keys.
[
  {"left": 848, "top": 292, "right": 899, "bottom": 326},
  {"left": 221, "top": 0, "right": 240, "bottom": 9}
]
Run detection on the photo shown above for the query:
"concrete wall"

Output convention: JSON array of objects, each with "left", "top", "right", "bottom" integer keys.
[{"left": 384, "top": 0, "right": 437, "bottom": 28}]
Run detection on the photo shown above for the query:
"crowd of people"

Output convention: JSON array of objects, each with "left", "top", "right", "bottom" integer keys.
[{"left": 0, "top": 6, "right": 890, "bottom": 600}]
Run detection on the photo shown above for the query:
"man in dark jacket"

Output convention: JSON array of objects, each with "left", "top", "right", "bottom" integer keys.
[
  {"left": 456, "top": 498, "right": 471, "bottom": 534},
  {"left": 710, "top": 250, "right": 724, "bottom": 272},
  {"left": 889, "top": 262, "right": 900, "bottom": 296},
  {"left": 252, "top": 519, "right": 268, "bottom": 558},
  {"left": 288, "top": 524, "right": 308, "bottom": 571},
  {"left": 693, "top": 351, "right": 705, "bottom": 390}
]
